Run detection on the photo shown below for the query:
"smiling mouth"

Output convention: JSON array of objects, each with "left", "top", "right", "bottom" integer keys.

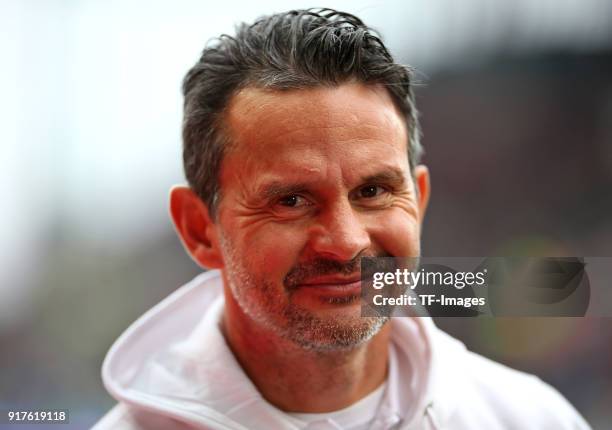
[{"left": 296, "top": 277, "right": 362, "bottom": 296}]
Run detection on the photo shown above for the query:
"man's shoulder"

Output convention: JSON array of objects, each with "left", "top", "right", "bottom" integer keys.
[{"left": 438, "top": 331, "right": 591, "bottom": 429}]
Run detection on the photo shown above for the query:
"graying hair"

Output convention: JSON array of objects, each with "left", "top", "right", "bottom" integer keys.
[{"left": 182, "top": 8, "right": 423, "bottom": 217}]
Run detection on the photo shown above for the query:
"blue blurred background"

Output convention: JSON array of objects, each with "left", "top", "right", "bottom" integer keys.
[{"left": 1, "top": 0, "right": 611, "bottom": 428}]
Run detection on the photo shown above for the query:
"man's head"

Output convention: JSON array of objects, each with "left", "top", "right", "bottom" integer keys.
[{"left": 170, "top": 9, "right": 430, "bottom": 351}]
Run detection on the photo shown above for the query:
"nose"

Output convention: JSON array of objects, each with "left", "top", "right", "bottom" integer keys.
[{"left": 308, "top": 199, "right": 371, "bottom": 262}]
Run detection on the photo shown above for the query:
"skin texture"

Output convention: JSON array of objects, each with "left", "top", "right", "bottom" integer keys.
[{"left": 170, "top": 82, "right": 430, "bottom": 413}]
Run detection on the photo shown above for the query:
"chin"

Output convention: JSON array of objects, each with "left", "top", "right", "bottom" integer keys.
[{"left": 279, "top": 305, "right": 390, "bottom": 351}]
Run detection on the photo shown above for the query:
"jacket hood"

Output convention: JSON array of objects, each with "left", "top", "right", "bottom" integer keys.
[{"left": 102, "top": 270, "right": 466, "bottom": 429}]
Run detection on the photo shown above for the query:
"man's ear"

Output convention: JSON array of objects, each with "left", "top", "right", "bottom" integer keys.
[
  {"left": 169, "top": 185, "right": 223, "bottom": 269},
  {"left": 413, "top": 165, "right": 431, "bottom": 224}
]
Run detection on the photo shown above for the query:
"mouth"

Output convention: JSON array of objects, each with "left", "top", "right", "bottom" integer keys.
[{"left": 296, "top": 276, "right": 362, "bottom": 296}]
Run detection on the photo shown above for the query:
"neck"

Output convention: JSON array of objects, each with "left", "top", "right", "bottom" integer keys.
[{"left": 220, "top": 287, "right": 391, "bottom": 413}]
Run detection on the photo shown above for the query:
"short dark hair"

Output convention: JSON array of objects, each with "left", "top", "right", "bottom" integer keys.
[{"left": 182, "top": 8, "right": 422, "bottom": 217}]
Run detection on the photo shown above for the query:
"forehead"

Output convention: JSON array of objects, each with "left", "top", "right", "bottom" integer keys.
[
  {"left": 220, "top": 82, "right": 409, "bottom": 186},
  {"left": 225, "top": 82, "right": 407, "bottom": 152}
]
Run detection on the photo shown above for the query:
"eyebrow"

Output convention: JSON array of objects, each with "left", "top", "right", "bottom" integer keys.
[
  {"left": 258, "top": 182, "right": 312, "bottom": 200},
  {"left": 360, "top": 167, "right": 407, "bottom": 187}
]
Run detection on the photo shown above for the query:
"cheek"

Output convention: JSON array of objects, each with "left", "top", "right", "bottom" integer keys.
[
  {"left": 369, "top": 210, "right": 421, "bottom": 257},
  {"left": 225, "top": 222, "right": 310, "bottom": 277}
]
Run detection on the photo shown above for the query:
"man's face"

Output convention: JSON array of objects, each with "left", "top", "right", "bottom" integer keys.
[{"left": 213, "top": 82, "right": 427, "bottom": 350}]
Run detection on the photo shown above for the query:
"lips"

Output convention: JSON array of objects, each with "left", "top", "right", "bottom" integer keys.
[
  {"left": 295, "top": 275, "right": 362, "bottom": 297},
  {"left": 299, "top": 275, "right": 362, "bottom": 287}
]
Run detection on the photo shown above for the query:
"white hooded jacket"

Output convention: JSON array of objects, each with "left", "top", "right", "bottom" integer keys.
[{"left": 93, "top": 270, "right": 591, "bottom": 430}]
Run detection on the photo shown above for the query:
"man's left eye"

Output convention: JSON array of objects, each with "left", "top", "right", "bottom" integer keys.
[{"left": 358, "top": 185, "right": 387, "bottom": 198}]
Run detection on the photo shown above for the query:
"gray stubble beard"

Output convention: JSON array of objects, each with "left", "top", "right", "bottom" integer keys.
[{"left": 218, "top": 230, "right": 389, "bottom": 352}]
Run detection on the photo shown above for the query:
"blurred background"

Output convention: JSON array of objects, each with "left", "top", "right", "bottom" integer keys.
[{"left": 1, "top": 0, "right": 611, "bottom": 428}]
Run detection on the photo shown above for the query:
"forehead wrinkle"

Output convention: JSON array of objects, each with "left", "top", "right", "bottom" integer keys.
[
  {"left": 242, "top": 122, "right": 403, "bottom": 157},
  {"left": 257, "top": 124, "right": 354, "bottom": 147}
]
